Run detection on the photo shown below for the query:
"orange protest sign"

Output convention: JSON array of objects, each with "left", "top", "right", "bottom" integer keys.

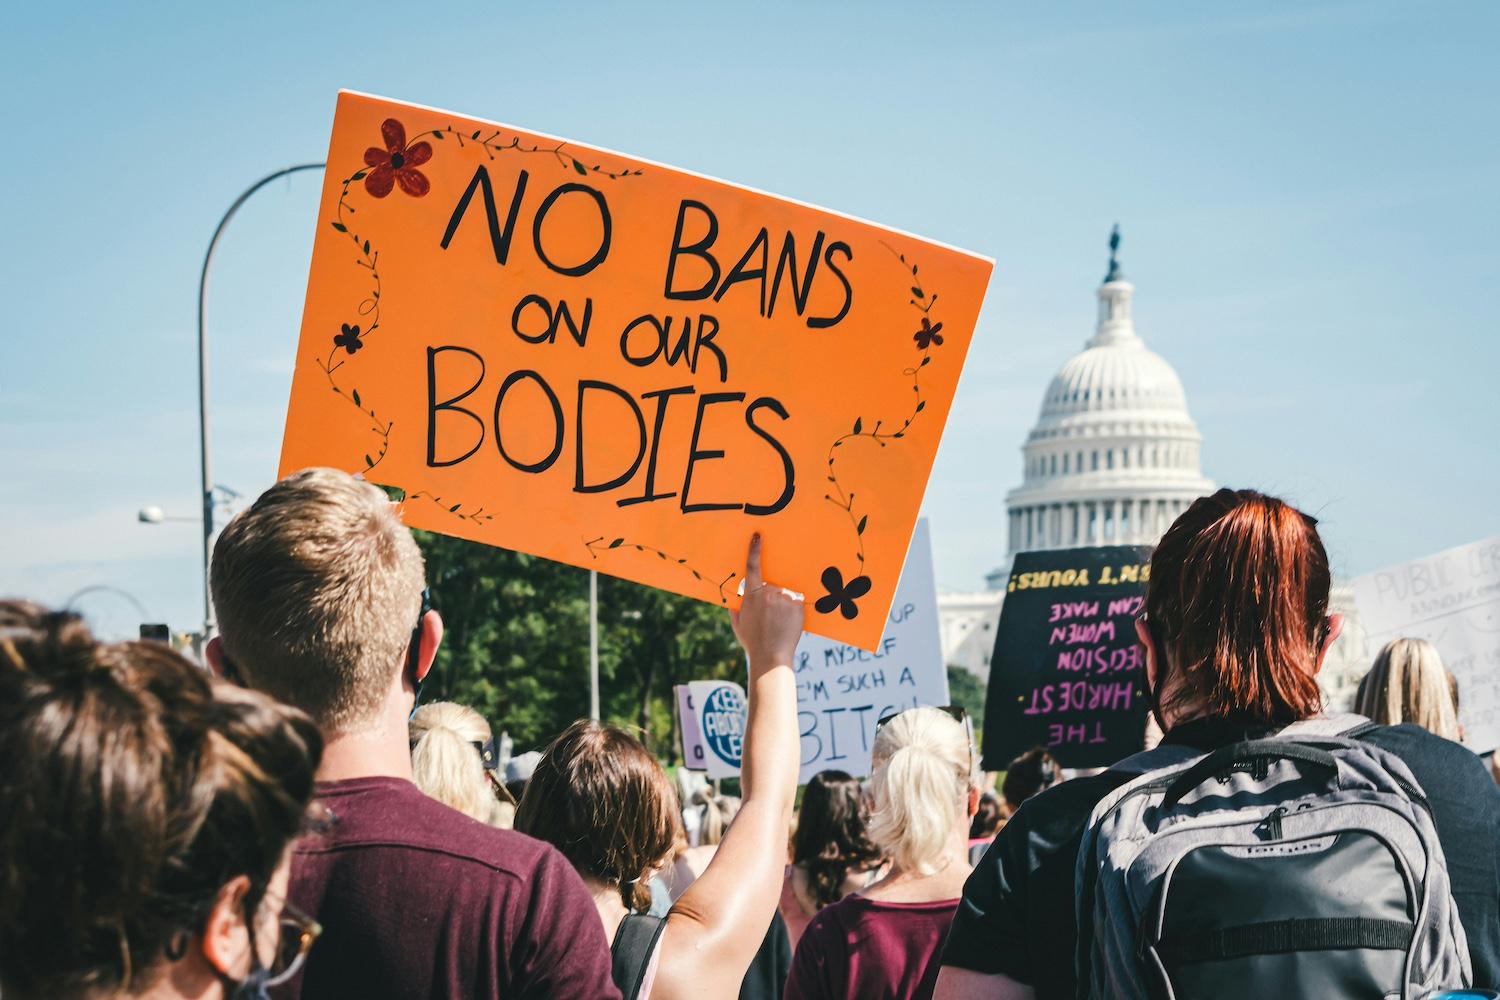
[{"left": 280, "top": 91, "right": 993, "bottom": 649}]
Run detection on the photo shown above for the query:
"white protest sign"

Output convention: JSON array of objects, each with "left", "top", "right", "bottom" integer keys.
[
  {"left": 675, "top": 685, "right": 708, "bottom": 771},
  {"left": 791, "top": 519, "right": 949, "bottom": 784},
  {"left": 686, "top": 680, "right": 748, "bottom": 780},
  {"left": 1352, "top": 536, "right": 1500, "bottom": 754}
]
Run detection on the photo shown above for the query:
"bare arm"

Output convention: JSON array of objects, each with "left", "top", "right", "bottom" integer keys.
[
  {"left": 932, "top": 967, "right": 1037, "bottom": 1000},
  {"left": 653, "top": 534, "right": 803, "bottom": 1000}
]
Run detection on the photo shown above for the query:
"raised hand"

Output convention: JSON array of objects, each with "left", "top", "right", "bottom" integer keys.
[{"left": 730, "top": 533, "right": 806, "bottom": 673}]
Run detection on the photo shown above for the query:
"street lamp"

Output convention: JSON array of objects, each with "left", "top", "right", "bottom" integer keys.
[
  {"left": 590, "top": 570, "right": 600, "bottom": 721},
  {"left": 138, "top": 506, "right": 195, "bottom": 524},
  {"left": 197, "top": 163, "right": 324, "bottom": 638},
  {"left": 64, "top": 585, "right": 152, "bottom": 635},
  {"left": 138, "top": 485, "right": 240, "bottom": 527}
]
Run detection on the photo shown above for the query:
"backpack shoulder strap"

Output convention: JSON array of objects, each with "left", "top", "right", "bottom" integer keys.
[
  {"left": 1106, "top": 742, "right": 1202, "bottom": 778},
  {"left": 1278, "top": 713, "right": 1376, "bottom": 740},
  {"left": 610, "top": 913, "right": 667, "bottom": 1000}
]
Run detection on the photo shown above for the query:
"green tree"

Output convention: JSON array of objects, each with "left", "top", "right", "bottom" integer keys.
[
  {"left": 417, "top": 531, "right": 591, "bottom": 750},
  {"left": 596, "top": 573, "right": 744, "bottom": 755},
  {"left": 947, "top": 663, "right": 988, "bottom": 743},
  {"left": 416, "top": 531, "right": 744, "bottom": 757}
]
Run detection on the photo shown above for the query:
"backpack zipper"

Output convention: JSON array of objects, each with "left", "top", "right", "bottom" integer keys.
[{"left": 1255, "top": 805, "right": 1287, "bottom": 840}]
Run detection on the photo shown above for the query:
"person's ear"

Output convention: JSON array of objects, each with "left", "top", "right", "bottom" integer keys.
[
  {"left": 205, "top": 635, "right": 227, "bottom": 678},
  {"left": 415, "top": 609, "right": 444, "bottom": 683},
  {"left": 1313, "top": 613, "right": 1345, "bottom": 675},
  {"left": 1136, "top": 617, "right": 1158, "bottom": 691},
  {"left": 967, "top": 786, "right": 980, "bottom": 818},
  {"left": 200, "top": 874, "right": 254, "bottom": 980}
]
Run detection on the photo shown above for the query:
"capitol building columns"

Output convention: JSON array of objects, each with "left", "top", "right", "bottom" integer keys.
[{"left": 1004, "top": 488, "right": 1202, "bottom": 553}]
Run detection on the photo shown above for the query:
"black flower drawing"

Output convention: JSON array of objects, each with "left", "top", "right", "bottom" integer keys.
[
  {"left": 333, "top": 323, "right": 364, "bottom": 355},
  {"left": 814, "top": 566, "right": 872, "bottom": 620},
  {"left": 913, "top": 317, "right": 944, "bottom": 350}
]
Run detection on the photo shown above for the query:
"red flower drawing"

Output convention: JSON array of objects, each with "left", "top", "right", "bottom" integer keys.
[{"left": 363, "top": 119, "right": 433, "bottom": 198}]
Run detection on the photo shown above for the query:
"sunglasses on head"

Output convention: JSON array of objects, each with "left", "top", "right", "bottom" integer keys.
[
  {"left": 1137, "top": 610, "right": 1333, "bottom": 651},
  {"left": 876, "top": 704, "right": 968, "bottom": 730},
  {"left": 875, "top": 705, "right": 976, "bottom": 775},
  {"left": 406, "top": 736, "right": 497, "bottom": 767},
  {"left": 473, "top": 738, "right": 497, "bottom": 771}
]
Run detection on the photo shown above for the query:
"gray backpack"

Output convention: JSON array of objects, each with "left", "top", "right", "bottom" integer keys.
[{"left": 1074, "top": 715, "right": 1471, "bottom": 1000}]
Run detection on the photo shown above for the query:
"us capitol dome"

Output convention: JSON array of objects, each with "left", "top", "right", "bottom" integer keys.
[
  {"left": 990, "top": 226, "right": 1214, "bottom": 571},
  {"left": 940, "top": 229, "right": 1369, "bottom": 708}
]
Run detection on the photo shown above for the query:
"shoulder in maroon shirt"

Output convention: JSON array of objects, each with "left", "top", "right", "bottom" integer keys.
[
  {"left": 276, "top": 777, "right": 620, "bottom": 1000},
  {"left": 786, "top": 894, "right": 959, "bottom": 1000}
]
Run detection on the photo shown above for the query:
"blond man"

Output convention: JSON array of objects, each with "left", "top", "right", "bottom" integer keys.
[{"left": 209, "top": 468, "right": 619, "bottom": 1000}]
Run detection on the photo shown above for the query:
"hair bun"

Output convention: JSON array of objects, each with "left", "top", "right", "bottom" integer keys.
[{"left": 0, "top": 602, "right": 100, "bottom": 680}]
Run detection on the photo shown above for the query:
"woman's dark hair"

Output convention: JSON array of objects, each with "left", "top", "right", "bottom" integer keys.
[
  {"left": 514, "top": 720, "right": 680, "bottom": 913},
  {"left": 1001, "top": 748, "right": 1060, "bottom": 811},
  {"left": 969, "top": 792, "right": 1004, "bottom": 840},
  {"left": 1145, "top": 488, "right": 1330, "bottom": 725},
  {"left": 0, "top": 600, "right": 322, "bottom": 999},
  {"left": 791, "top": 770, "right": 882, "bottom": 909}
]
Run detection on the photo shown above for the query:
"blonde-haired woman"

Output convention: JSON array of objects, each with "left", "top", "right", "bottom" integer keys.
[
  {"left": 785, "top": 706, "right": 977, "bottom": 1000},
  {"left": 669, "top": 787, "right": 743, "bottom": 892},
  {"left": 1355, "top": 638, "right": 1462, "bottom": 742},
  {"left": 410, "top": 702, "right": 514, "bottom": 827}
]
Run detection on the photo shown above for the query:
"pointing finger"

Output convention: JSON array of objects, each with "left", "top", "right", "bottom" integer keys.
[{"left": 744, "top": 532, "right": 763, "bottom": 590}]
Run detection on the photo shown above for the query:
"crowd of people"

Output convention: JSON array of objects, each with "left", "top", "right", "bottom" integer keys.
[{"left": 3, "top": 471, "right": 1498, "bottom": 1000}]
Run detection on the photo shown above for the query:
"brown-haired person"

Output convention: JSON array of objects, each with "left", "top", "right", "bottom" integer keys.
[
  {"left": 934, "top": 489, "right": 1500, "bottom": 1000},
  {"left": 516, "top": 533, "right": 803, "bottom": 1000},
  {"left": 780, "top": 769, "right": 885, "bottom": 949},
  {"left": 966, "top": 748, "right": 1062, "bottom": 865},
  {"left": 209, "top": 468, "right": 618, "bottom": 999},
  {"left": 999, "top": 747, "right": 1061, "bottom": 815},
  {"left": 0, "top": 601, "right": 322, "bottom": 1000}
]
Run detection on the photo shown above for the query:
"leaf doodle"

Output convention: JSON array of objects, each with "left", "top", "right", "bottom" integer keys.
[
  {"left": 819, "top": 244, "right": 948, "bottom": 616},
  {"left": 582, "top": 536, "right": 736, "bottom": 604}
]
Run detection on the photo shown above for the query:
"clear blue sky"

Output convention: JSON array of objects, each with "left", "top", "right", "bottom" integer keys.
[{"left": 3, "top": 1, "right": 1496, "bottom": 638}]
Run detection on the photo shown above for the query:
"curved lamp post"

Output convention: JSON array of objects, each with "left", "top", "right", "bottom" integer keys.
[
  {"left": 64, "top": 584, "right": 151, "bottom": 624},
  {"left": 197, "top": 163, "right": 324, "bottom": 637}
]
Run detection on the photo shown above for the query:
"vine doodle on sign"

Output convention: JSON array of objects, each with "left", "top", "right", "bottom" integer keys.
[
  {"left": 316, "top": 116, "right": 641, "bottom": 514},
  {"left": 816, "top": 244, "right": 943, "bottom": 621}
]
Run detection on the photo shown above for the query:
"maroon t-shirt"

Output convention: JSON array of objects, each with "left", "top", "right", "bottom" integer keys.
[
  {"left": 276, "top": 777, "right": 619, "bottom": 1000},
  {"left": 785, "top": 894, "right": 959, "bottom": 1000}
]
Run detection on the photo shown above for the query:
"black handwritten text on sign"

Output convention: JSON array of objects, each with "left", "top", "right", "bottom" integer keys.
[{"left": 981, "top": 545, "right": 1153, "bottom": 770}]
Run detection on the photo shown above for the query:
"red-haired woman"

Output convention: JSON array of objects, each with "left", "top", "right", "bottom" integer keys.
[{"left": 933, "top": 489, "right": 1500, "bottom": 1000}]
